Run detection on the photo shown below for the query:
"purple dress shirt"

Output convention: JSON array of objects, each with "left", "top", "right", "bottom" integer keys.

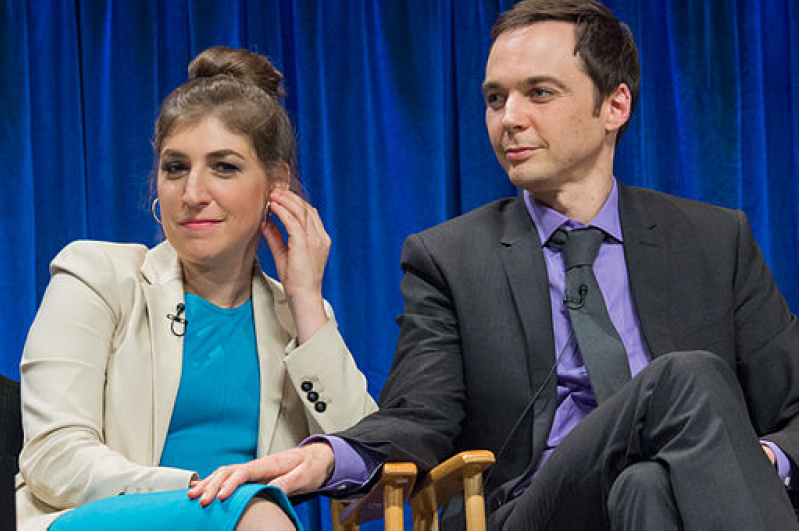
[{"left": 311, "top": 179, "right": 792, "bottom": 493}]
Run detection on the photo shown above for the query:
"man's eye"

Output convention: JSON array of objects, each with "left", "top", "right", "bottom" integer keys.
[
  {"left": 531, "top": 88, "right": 554, "bottom": 99},
  {"left": 214, "top": 161, "right": 240, "bottom": 175},
  {"left": 485, "top": 93, "right": 505, "bottom": 109}
]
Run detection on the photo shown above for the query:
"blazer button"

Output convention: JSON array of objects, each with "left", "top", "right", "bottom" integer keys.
[
  {"left": 301, "top": 381, "right": 313, "bottom": 392},
  {"left": 490, "top": 497, "right": 501, "bottom": 512},
  {"left": 307, "top": 391, "right": 319, "bottom": 402},
  {"left": 315, "top": 401, "right": 327, "bottom": 412}
]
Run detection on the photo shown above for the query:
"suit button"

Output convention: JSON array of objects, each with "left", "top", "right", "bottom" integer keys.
[
  {"left": 315, "top": 401, "right": 327, "bottom": 412},
  {"left": 307, "top": 391, "right": 319, "bottom": 402},
  {"left": 301, "top": 381, "right": 313, "bottom": 392},
  {"left": 490, "top": 497, "right": 501, "bottom": 511}
]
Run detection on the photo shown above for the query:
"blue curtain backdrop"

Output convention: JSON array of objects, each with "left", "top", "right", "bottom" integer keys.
[{"left": 2, "top": 0, "right": 798, "bottom": 528}]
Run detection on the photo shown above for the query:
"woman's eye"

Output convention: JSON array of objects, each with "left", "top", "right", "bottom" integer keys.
[
  {"left": 214, "top": 161, "right": 240, "bottom": 175},
  {"left": 160, "top": 161, "right": 187, "bottom": 177}
]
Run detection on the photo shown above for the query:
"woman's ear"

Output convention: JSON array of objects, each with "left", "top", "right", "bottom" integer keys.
[{"left": 269, "top": 162, "right": 291, "bottom": 192}]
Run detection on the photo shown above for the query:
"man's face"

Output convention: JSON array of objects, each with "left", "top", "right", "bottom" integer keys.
[{"left": 483, "top": 21, "right": 619, "bottom": 196}]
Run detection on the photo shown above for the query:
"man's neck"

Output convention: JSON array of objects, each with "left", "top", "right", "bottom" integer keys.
[{"left": 528, "top": 176, "right": 615, "bottom": 225}]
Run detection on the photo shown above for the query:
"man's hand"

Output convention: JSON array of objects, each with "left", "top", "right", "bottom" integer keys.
[{"left": 187, "top": 442, "right": 335, "bottom": 506}]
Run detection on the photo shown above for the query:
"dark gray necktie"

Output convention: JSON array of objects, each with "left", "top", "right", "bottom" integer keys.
[{"left": 550, "top": 227, "right": 631, "bottom": 404}]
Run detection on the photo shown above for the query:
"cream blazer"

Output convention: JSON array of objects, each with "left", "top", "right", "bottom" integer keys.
[{"left": 15, "top": 240, "right": 377, "bottom": 530}]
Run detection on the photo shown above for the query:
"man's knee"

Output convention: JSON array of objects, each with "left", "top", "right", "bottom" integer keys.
[
  {"left": 646, "top": 350, "right": 738, "bottom": 393},
  {"left": 608, "top": 461, "right": 681, "bottom": 530},
  {"left": 610, "top": 460, "right": 671, "bottom": 500},
  {"left": 650, "top": 350, "right": 729, "bottom": 376}
]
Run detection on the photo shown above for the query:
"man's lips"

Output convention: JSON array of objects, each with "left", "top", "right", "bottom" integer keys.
[{"left": 504, "top": 146, "right": 540, "bottom": 162}]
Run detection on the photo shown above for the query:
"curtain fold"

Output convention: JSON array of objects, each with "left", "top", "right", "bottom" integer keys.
[{"left": 2, "top": 1, "right": 798, "bottom": 527}]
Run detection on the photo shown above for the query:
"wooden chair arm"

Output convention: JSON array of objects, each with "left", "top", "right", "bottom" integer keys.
[
  {"left": 331, "top": 462, "right": 417, "bottom": 531},
  {"left": 410, "top": 450, "right": 495, "bottom": 531}
]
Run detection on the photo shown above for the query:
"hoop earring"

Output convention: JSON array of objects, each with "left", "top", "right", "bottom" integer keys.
[
  {"left": 263, "top": 201, "right": 272, "bottom": 223},
  {"left": 152, "top": 198, "right": 162, "bottom": 225}
]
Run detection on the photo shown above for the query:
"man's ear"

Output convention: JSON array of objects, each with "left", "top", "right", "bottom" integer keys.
[{"left": 604, "top": 83, "right": 632, "bottom": 135}]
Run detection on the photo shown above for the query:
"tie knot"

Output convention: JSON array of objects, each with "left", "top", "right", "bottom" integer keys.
[{"left": 550, "top": 227, "right": 605, "bottom": 270}]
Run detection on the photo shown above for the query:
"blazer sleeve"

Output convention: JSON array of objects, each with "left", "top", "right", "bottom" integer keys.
[
  {"left": 282, "top": 303, "right": 378, "bottom": 434},
  {"left": 730, "top": 213, "right": 799, "bottom": 461},
  {"left": 18, "top": 242, "right": 194, "bottom": 510},
  {"left": 336, "top": 233, "right": 468, "bottom": 473}
]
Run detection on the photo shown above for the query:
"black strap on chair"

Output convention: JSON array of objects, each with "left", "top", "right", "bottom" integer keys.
[{"left": 0, "top": 374, "right": 21, "bottom": 531}]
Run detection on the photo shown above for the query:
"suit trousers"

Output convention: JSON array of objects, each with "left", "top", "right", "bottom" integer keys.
[{"left": 496, "top": 351, "right": 798, "bottom": 531}]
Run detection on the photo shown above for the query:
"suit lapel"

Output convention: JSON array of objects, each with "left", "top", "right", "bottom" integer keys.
[
  {"left": 497, "top": 197, "right": 557, "bottom": 395},
  {"left": 495, "top": 196, "right": 558, "bottom": 490},
  {"left": 619, "top": 184, "right": 675, "bottom": 356},
  {"left": 140, "top": 242, "right": 185, "bottom": 463}
]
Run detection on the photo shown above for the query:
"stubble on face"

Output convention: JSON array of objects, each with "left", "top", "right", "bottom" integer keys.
[{"left": 483, "top": 22, "right": 616, "bottom": 209}]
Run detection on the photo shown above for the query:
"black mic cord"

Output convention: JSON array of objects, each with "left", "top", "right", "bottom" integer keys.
[
  {"left": 483, "top": 349, "right": 563, "bottom": 490},
  {"left": 166, "top": 302, "right": 188, "bottom": 337}
]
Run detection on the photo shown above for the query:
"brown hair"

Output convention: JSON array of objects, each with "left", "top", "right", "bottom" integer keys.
[
  {"left": 492, "top": 0, "right": 640, "bottom": 141},
  {"left": 152, "top": 46, "right": 299, "bottom": 191}
]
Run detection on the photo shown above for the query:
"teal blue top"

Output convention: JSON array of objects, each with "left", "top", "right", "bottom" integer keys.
[
  {"left": 159, "top": 293, "right": 261, "bottom": 479},
  {"left": 52, "top": 293, "right": 303, "bottom": 531}
]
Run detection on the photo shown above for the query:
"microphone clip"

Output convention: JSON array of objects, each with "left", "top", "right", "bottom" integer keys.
[
  {"left": 563, "top": 284, "right": 588, "bottom": 310},
  {"left": 166, "top": 302, "right": 188, "bottom": 337}
]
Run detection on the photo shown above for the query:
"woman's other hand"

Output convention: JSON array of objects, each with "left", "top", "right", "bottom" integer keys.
[
  {"left": 262, "top": 189, "right": 330, "bottom": 343},
  {"left": 187, "top": 443, "right": 335, "bottom": 506}
]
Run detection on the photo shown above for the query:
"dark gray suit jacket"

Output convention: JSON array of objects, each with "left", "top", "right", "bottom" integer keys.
[{"left": 339, "top": 183, "right": 799, "bottom": 517}]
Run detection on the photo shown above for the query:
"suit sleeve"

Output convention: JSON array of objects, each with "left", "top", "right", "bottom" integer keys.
[
  {"left": 18, "top": 242, "right": 194, "bottom": 510},
  {"left": 336, "top": 233, "right": 468, "bottom": 473},
  {"left": 731, "top": 213, "right": 799, "bottom": 462}
]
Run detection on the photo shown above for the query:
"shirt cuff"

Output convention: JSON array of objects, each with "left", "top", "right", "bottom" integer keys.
[
  {"left": 301, "top": 435, "right": 384, "bottom": 494},
  {"left": 761, "top": 440, "right": 792, "bottom": 488}
]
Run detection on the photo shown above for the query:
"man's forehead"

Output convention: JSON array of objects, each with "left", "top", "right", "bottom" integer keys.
[{"left": 484, "top": 22, "right": 580, "bottom": 83}]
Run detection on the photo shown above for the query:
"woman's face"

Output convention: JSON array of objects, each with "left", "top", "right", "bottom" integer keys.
[{"left": 157, "top": 116, "right": 270, "bottom": 270}]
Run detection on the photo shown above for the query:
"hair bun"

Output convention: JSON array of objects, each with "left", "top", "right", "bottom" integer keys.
[{"left": 188, "top": 46, "right": 285, "bottom": 100}]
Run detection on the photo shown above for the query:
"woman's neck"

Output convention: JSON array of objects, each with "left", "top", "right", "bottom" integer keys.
[{"left": 181, "top": 254, "right": 255, "bottom": 308}]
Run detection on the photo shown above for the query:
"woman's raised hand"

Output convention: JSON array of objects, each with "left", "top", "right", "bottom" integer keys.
[{"left": 262, "top": 189, "right": 330, "bottom": 343}]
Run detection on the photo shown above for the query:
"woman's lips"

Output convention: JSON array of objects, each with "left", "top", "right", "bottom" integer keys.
[{"left": 181, "top": 220, "right": 220, "bottom": 230}]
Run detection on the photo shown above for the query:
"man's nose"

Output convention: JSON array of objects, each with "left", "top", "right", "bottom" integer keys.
[{"left": 500, "top": 93, "right": 529, "bottom": 131}]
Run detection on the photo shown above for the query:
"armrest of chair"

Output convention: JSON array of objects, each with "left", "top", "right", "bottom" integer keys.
[
  {"left": 330, "top": 462, "right": 417, "bottom": 531},
  {"left": 410, "top": 450, "right": 495, "bottom": 531}
]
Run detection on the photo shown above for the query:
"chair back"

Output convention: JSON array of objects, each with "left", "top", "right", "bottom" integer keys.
[{"left": 0, "top": 374, "right": 22, "bottom": 530}]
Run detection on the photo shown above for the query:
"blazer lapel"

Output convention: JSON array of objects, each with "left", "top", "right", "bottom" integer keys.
[
  {"left": 619, "top": 184, "right": 675, "bottom": 356},
  {"left": 140, "top": 241, "right": 185, "bottom": 463},
  {"left": 251, "top": 270, "right": 294, "bottom": 456}
]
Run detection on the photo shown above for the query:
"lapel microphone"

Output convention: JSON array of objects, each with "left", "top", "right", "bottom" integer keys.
[{"left": 166, "top": 302, "right": 188, "bottom": 337}]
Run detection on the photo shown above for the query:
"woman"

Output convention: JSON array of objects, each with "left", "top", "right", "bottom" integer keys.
[{"left": 15, "top": 47, "right": 376, "bottom": 530}]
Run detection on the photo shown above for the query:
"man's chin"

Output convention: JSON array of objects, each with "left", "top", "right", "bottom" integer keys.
[{"left": 507, "top": 168, "right": 554, "bottom": 192}]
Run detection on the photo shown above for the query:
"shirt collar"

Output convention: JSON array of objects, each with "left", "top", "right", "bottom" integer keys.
[{"left": 523, "top": 178, "right": 623, "bottom": 246}]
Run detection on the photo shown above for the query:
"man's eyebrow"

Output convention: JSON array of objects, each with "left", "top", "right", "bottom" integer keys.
[
  {"left": 523, "top": 76, "right": 569, "bottom": 91},
  {"left": 482, "top": 76, "right": 569, "bottom": 94},
  {"left": 481, "top": 80, "right": 503, "bottom": 94}
]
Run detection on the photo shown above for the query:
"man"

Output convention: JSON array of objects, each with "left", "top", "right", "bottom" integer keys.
[{"left": 193, "top": 1, "right": 799, "bottom": 528}]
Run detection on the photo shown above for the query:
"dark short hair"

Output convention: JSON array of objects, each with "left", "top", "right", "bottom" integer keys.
[
  {"left": 492, "top": 0, "right": 640, "bottom": 141},
  {"left": 152, "top": 46, "right": 300, "bottom": 193}
]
